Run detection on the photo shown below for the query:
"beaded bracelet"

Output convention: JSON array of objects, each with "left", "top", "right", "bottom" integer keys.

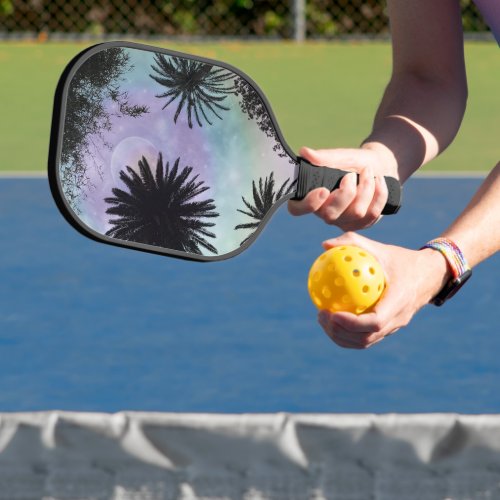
[
  {"left": 420, "top": 237, "right": 472, "bottom": 306},
  {"left": 421, "top": 238, "right": 470, "bottom": 278}
]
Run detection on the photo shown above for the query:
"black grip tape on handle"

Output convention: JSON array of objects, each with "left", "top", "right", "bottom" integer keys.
[{"left": 291, "top": 157, "right": 402, "bottom": 215}]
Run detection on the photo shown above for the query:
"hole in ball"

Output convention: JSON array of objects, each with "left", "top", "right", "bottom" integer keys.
[
  {"left": 344, "top": 256, "right": 352, "bottom": 262},
  {"left": 313, "top": 294, "right": 322, "bottom": 308},
  {"left": 362, "top": 285, "right": 369, "bottom": 293},
  {"left": 352, "top": 269, "right": 360, "bottom": 277}
]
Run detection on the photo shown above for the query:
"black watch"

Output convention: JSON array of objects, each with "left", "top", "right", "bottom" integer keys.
[{"left": 431, "top": 269, "right": 472, "bottom": 306}]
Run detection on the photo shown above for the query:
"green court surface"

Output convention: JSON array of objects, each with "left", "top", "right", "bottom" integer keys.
[{"left": 0, "top": 40, "right": 497, "bottom": 173}]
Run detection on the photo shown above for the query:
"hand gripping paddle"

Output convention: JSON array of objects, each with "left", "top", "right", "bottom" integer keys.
[{"left": 48, "top": 41, "right": 401, "bottom": 262}]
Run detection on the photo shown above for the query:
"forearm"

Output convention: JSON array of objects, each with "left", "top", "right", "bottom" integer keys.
[
  {"left": 360, "top": 0, "right": 467, "bottom": 183},
  {"left": 441, "top": 162, "right": 500, "bottom": 267},
  {"left": 418, "top": 162, "right": 500, "bottom": 303},
  {"left": 362, "top": 73, "right": 467, "bottom": 182}
]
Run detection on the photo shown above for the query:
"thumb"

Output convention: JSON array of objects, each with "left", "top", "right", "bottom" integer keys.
[
  {"left": 299, "top": 147, "right": 364, "bottom": 170},
  {"left": 299, "top": 146, "right": 324, "bottom": 165},
  {"left": 321, "top": 231, "right": 369, "bottom": 250}
]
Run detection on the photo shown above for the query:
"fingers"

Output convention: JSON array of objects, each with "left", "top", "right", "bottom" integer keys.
[
  {"left": 349, "top": 164, "right": 376, "bottom": 219},
  {"left": 367, "top": 174, "right": 389, "bottom": 220},
  {"left": 331, "top": 311, "right": 386, "bottom": 334},
  {"left": 318, "top": 308, "right": 398, "bottom": 349},
  {"left": 330, "top": 168, "right": 386, "bottom": 231},
  {"left": 288, "top": 187, "right": 330, "bottom": 216},
  {"left": 288, "top": 147, "right": 364, "bottom": 217},
  {"left": 314, "top": 172, "right": 358, "bottom": 223},
  {"left": 322, "top": 231, "right": 377, "bottom": 253},
  {"left": 299, "top": 146, "right": 362, "bottom": 169},
  {"left": 288, "top": 169, "right": 380, "bottom": 227},
  {"left": 340, "top": 173, "right": 388, "bottom": 230},
  {"left": 317, "top": 312, "right": 358, "bottom": 348},
  {"left": 288, "top": 147, "right": 389, "bottom": 230}
]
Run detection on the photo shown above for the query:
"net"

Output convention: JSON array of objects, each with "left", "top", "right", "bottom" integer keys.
[
  {"left": 1, "top": 412, "right": 500, "bottom": 499},
  {"left": 0, "top": 0, "right": 491, "bottom": 40}
]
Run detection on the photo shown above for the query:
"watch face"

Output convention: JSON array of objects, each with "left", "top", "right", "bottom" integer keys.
[{"left": 432, "top": 269, "right": 472, "bottom": 306}]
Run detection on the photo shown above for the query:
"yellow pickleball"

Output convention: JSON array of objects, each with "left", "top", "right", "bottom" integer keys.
[{"left": 308, "top": 245, "right": 385, "bottom": 314}]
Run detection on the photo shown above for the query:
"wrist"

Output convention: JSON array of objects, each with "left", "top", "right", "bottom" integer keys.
[
  {"left": 418, "top": 248, "right": 453, "bottom": 302},
  {"left": 360, "top": 141, "right": 399, "bottom": 178}
]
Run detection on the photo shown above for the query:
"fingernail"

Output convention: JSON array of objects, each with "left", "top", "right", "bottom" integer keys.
[{"left": 319, "top": 189, "right": 329, "bottom": 200}]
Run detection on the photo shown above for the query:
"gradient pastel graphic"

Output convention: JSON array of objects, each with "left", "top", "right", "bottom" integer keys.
[{"left": 59, "top": 45, "right": 297, "bottom": 258}]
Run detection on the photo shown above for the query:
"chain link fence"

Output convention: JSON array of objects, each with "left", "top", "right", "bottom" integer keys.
[{"left": 0, "top": 0, "right": 491, "bottom": 40}]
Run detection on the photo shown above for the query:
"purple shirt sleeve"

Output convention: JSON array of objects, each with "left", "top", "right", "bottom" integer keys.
[{"left": 473, "top": 0, "right": 500, "bottom": 45}]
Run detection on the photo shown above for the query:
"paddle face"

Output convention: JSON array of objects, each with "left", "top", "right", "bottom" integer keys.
[{"left": 49, "top": 41, "right": 298, "bottom": 262}]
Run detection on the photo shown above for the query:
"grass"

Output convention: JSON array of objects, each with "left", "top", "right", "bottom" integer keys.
[{"left": 0, "top": 40, "right": 497, "bottom": 172}]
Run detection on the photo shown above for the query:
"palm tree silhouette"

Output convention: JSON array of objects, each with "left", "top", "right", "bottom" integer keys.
[
  {"left": 235, "top": 173, "right": 296, "bottom": 246},
  {"left": 234, "top": 76, "right": 292, "bottom": 162},
  {"left": 105, "top": 152, "right": 219, "bottom": 255},
  {"left": 150, "top": 54, "right": 236, "bottom": 128},
  {"left": 61, "top": 47, "right": 148, "bottom": 212}
]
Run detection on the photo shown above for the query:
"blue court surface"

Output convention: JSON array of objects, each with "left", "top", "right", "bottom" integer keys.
[{"left": 0, "top": 176, "right": 498, "bottom": 413}]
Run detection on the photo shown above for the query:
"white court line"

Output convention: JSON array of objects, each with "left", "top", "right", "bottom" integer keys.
[
  {"left": 414, "top": 170, "right": 487, "bottom": 178},
  {"left": 0, "top": 171, "right": 47, "bottom": 178}
]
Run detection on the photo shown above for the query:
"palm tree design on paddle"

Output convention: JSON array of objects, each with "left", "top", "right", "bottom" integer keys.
[
  {"left": 234, "top": 76, "right": 294, "bottom": 164},
  {"left": 105, "top": 152, "right": 219, "bottom": 255},
  {"left": 150, "top": 54, "right": 236, "bottom": 128},
  {"left": 61, "top": 47, "right": 148, "bottom": 213},
  {"left": 235, "top": 173, "right": 296, "bottom": 246}
]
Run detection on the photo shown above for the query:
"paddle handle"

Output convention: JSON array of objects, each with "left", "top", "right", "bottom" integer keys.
[{"left": 292, "top": 157, "right": 402, "bottom": 215}]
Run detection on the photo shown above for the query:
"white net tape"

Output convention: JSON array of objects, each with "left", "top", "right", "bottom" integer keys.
[{"left": 0, "top": 412, "right": 500, "bottom": 499}]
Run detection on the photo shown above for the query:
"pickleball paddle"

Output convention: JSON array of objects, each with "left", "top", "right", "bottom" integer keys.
[{"left": 48, "top": 41, "right": 401, "bottom": 262}]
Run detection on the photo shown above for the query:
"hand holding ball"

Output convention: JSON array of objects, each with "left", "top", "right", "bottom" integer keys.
[{"left": 308, "top": 245, "right": 385, "bottom": 314}]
